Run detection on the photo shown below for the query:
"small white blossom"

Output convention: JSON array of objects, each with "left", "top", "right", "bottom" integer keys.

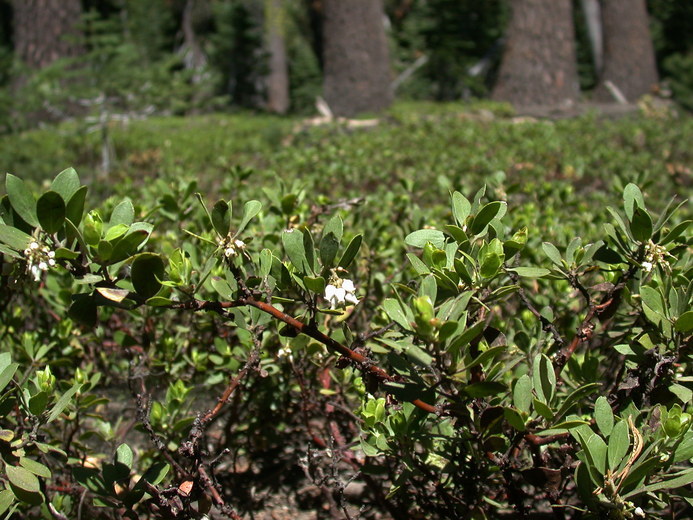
[
  {"left": 324, "top": 278, "right": 359, "bottom": 309},
  {"left": 277, "top": 345, "right": 293, "bottom": 361},
  {"left": 641, "top": 261, "right": 653, "bottom": 272},
  {"left": 23, "top": 239, "right": 57, "bottom": 282},
  {"left": 634, "top": 507, "right": 645, "bottom": 518}
]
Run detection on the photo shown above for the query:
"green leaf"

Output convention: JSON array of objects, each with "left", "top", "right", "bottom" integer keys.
[
  {"left": 553, "top": 383, "right": 601, "bottom": 423},
  {"left": 479, "top": 238, "right": 504, "bottom": 279},
  {"left": 36, "top": 191, "right": 65, "bottom": 234},
  {"left": 661, "top": 220, "right": 691, "bottom": 246},
  {"left": 622, "top": 187, "right": 642, "bottom": 224},
  {"left": 594, "top": 397, "right": 614, "bottom": 436},
  {"left": 514, "top": 374, "right": 533, "bottom": 413},
  {"left": 211, "top": 277, "right": 234, "bottom": 300},
  {"left": 104, "top": 223, "right": 129, "bottom": 242},
  {"left": 211, "top": 200, "right": 231, "bottom": 237},
  {"left": 0, "top": 489, "right": 14, "bottom": 516},
  {"left": 47, "top": 382, "right": 81, "bottom": 423},
  {"left": 6, "top": 465, "right": 41, "bottom": 493},
  {"left": 640, "top": 286, "right": 664, "bottom": 316},
  {"left": 0, "top": 223, "right": 32, "bottom": 251},
  {"left": 65, "top": 185, "right": 88, "bottom": 225},
  {"left": 237, "top": 200, "right": 262, "bottom": 235},
  {"left": 405, "top": 229, "right": 445, "bottom": 249},
  {"left": 630, "top": 206, "right": 652, "bottom": 242},
  {"left": 5, "top": 174, "right": 38, "bottom": 227},
  {"left": 533, "top": 353, "right": 556, "bottom": 404},
  {"left": 542, "top": 242, "right": 563, "bottom": 266},
  {"left": 533, "top": 398, "right": 554, "bottom": 421},
  {"left": 451, "top": 191, "right": 471, "bottom": 227},
  {"left": 116, "top": 444, "right": 133, "bottom": 469},
  {"left": 303, "top": 275, "right": 326, "bottom": 295},
  {"left": 338, "top": 234, "right": 362, "bottom": 269},
  {"left": 382, "top": 298, "right": 413, "bottom": 331},
  {"left": 625, "top": 469, "right": 693, "bottom": 498},
  {"left": 675, "top": 311, "right": 693, "bottom": 333},
  {"left": 586, "top": 433, "right": 608, "bottom": 474},
  {"left": 464, "top": 382, "right": 506, "bottom": 398},
  {"left": 323, "top": 215, "right": 344, "bottom": 243},
  {"left": 282, "top": 229, "right": 308, "bottom": 273},
  {"left": 131, "top": 253, "right": 165, "bottom": 299},
  {"left": 51, "top": 167, "right": 80, "bottom": 202},
  {"left": 608, "top": 419, "right": 630, "bottom": 471},
  {"left": 0, "top": 362, "right": 18, "bottom": 392},
  {"left": 470, "top": 201, "right": 506, "bottom": 235},
  {"left": 506, "top": 267, "right": 551, "bottom": 278},
  {"left": 623, "top": 183, "right": 645, "bottom": 221},
  {"left": 110, "top": 199, "right": 135, "bottom": 227},
  {"left": 19, "top": 458, "right": 51, "bottom": 479},
  {"left": 109, "top": 228, "right": 150, "bottom": 263},
  {"left": 135, "top": 462, "right": 170, "bottom": 488},
  {"left": 319, "top": 231, "right": 340, "bottom": 268},
  {"left": 504, "top": 407, "right": 526, "bottom": 431}
]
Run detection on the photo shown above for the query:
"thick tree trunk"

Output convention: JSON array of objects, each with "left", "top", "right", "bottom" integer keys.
[
  {"left": 492, "top": 0, "right": 579, "bottom": 107},
  {"left": 322, "top": 0, "right": 392, "bottom": 117},
  {"left": 181, "top": 0, "right": 209, "bottom": 85},
  {"left": 12, "top": 0, "right": 83, "bottom": 69},
  {"left": 593, "top": 0, "right": 658, "bottom": 102},
  {"left": 580, "top": 0, "right": 603, "bottom": 74},
  {"left": 265, "top": 0, "right": 290, "bottom": 114}
]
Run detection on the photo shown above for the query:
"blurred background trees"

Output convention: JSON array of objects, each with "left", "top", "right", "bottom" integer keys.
[{"left": 0, "top": 0, "right": 690, "bottom": 130}]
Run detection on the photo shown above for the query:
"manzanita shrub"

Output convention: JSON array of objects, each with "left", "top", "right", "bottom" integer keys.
[{"left": 0, "top": 167, "right": 691, "bottom": 519}]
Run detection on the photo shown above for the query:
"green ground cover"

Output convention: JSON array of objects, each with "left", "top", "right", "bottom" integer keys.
[{"left": 0, "top": 103, "right": 691, "bottom": 518}]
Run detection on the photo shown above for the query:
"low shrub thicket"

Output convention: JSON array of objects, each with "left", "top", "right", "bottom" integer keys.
[{"left": 0, "top": 108, "right": 691, "bottom": 518}]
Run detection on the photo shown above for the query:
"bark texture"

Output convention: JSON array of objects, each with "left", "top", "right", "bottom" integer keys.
[
  {"left": 492, "top": 0, "right": 579, "bottom": 107},
  {"left": 594, "top": 0, "right": 658, "bottom": 102},
  {"left": 265, "top": 0, "right": 290, "bottom": 114},
  {"left": 322, "top": 0, "right": 392, "bottom": 117},
  {"left": 12, "top": 0, "right": 83, "bottom": 69}
]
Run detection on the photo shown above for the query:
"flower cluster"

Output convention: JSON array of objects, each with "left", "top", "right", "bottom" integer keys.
[
  {"left": 324, "top": 278, "right": 359, "bottom": 310},
  {"left": 642, "top": 240, "right": 672, "bottom": 273},
  {"left": 218, "top": 237, "right": 246, "bottom": 259},
  {"left": 23, "top": 241, "right": 56, "bottom": 281}
]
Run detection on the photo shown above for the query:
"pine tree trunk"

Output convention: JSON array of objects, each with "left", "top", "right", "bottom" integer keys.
[
  {"left": 593, "top": 0, "right": 658, "bottom": 102},
  {"left": 492, "top": 0, "right": 579, "bottom": 107},
  {"left": 12, "top": 0, "right": 83, "bottom": 69},
  {"left": 265, "top": 0, "right": 290, "bottom": 114},
  {"left": 322, "top": 0, "right": 392, "bottom": 117}
]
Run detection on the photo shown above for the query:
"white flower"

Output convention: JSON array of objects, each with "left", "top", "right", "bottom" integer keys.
[
  {"left": 29, "top": 241, "right": 39, "bottom": 250},
  {"left": 38, "top": 261, "right": 48, "bottom": 271},
  {"left": 30, "top": 265, "right": 42, "bottom": 281},
  {"left": 634, "top": 507, "right": 645, "bottom": 518},
  {"left": 641, "top": 261, "right": 653, "bottom": 272},
  {"left": 324, "top": 279, "right": 359, "bottom": 309}
]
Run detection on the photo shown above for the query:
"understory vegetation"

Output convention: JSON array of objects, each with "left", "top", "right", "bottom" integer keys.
[{"left": 0, "top": 103, "right": 692, "bottom": 519}]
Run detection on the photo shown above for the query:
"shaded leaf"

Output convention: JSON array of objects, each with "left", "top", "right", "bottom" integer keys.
[
  {"left": 6, "top": 174, "right": 38, "bottom": 227},
  {"left": 36, "top": 191, "right": 65, "bottom": 234},
  {"left": 405, "top": 229, "right": 445, "bottom": 249}
]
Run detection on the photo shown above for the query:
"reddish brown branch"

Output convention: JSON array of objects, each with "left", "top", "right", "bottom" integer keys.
[{"left": 169, "top": 297, "right": 441, "bottom": 415}]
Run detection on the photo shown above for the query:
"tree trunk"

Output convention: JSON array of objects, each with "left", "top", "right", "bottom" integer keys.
[
  {"left": 322, "top": 0, "right": 392, "bottom": 117},
  {"left": 181, "top": 0, "right": 210, "bottom": 85},
  {"left": 593, "top": 0, "right": 658, "bottom": 102},
  {"left": 12, "top": 0, "right": 83, "bottom": 69},
  {"left": 265, "top": 0, "right": 290, "bottom": 114},
  {"left": 580, "top": 0, "right": 603, "bottom": 74},
  {"left": 492, "top": 0, "right": 579, "bottom": 107}
]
